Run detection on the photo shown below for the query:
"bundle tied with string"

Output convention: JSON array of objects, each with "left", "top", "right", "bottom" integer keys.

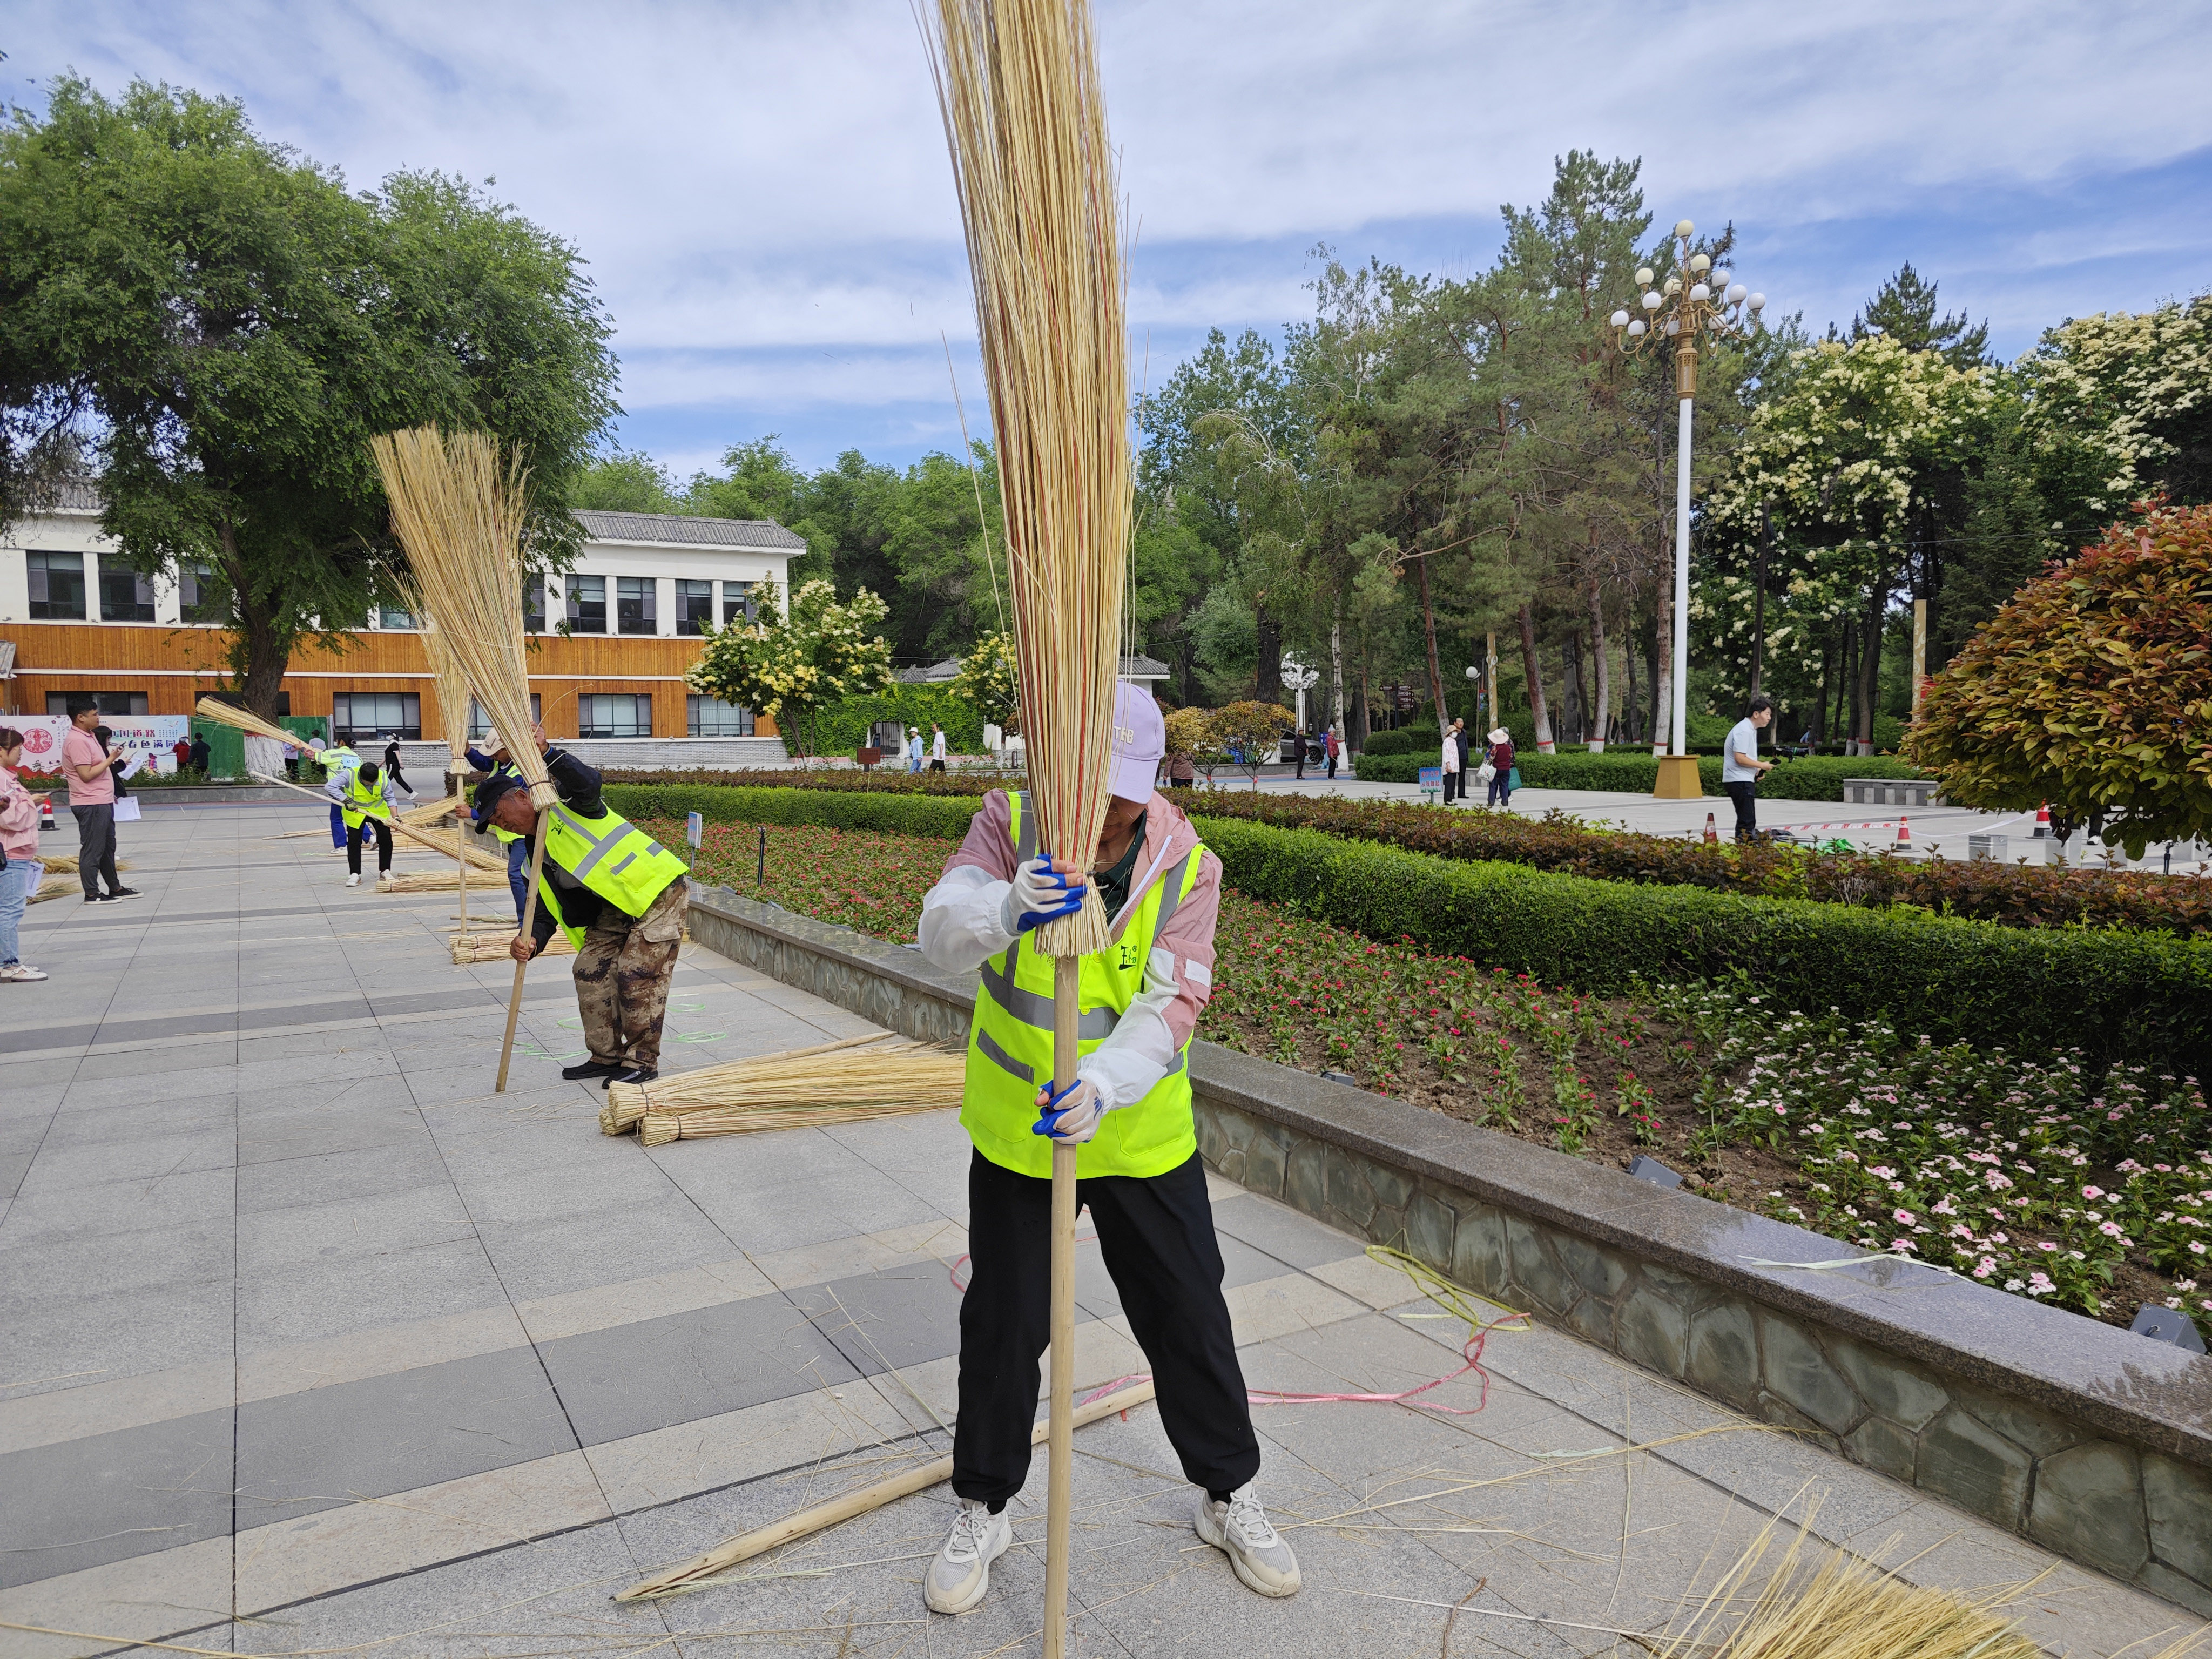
[
  {"left": 925, "top": 0, "right": 1129, "bottom": 960},
  {"left": 367, "top": 428, "right": 554, "bottom": 813}
]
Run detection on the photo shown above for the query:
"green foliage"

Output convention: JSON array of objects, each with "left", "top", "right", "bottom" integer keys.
[
  {"left": 807, "top": 684, "right": 986, "bottom": 758},
  {"left": 604, "top": 782, "right": 976, "bottom": 840},
  {"left": 1907, "top": 504, "right": 2212, "bottom": 851},
  {"left": 1351, "top": 749, "right": 1924, "bottom": 800},
  {"left": 686, "top": 577, "right": 893, "bottom": 758},
  {"left": 574, "top": 449, "right": 682, "bottom": 512},
  {"left": 1359, "top": 728, "right": 1422, "bottom": 756},
  {"left": 0, "top": 79, "right": 616, "bottom": 715},
  {"left": 948, "top": 631, "right": 1017, "bottom": 732},
  {"left": 1191, "top": 816, "right": 2212, "bottom": 1071},
  {"left": 1211, "top": 701, "right": 1295, "bottom": 787},
  {"left": 2017, "top": 294, "right": 2212, "bottom": 520},
  {"left": 599, "top": 767, "right": 1000, "bottom": 796}
]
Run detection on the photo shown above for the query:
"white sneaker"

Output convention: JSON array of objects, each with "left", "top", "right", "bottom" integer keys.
[
  {"left": 345, "top": 874, "right": 361, "bottom": 888},
  {"left": 923, "top": 1499, "right": 1010, "bottom": 1616},
  {"left": 0, "top": 962, "right": 48, "bottom": 982},
  {"left": 1196, "top": 1484, "right": 1301, "bottom": 1597}
]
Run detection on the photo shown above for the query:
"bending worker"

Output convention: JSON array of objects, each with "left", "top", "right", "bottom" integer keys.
[
  {"left": 327, "top": 759, "right": 399, "bottom": 889},
  {"left": 466, "top": 729, "right": 532, "bottom": 923},
  {"left": 914, "top": 680, "right": 1299, "bottom": 1617},
  {"left": 481, "top": 730, "right": 689, "bottom": 1088}
]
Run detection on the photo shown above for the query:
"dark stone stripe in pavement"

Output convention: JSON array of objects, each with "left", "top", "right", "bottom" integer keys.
[
  {"left": 0, "top": 1408, "right": 233, "bottom": 1589},
  {"left": 0, "top": 986, "right": 579, "bottom": 1056}
]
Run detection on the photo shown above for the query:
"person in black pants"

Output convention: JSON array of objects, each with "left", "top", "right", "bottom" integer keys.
[
  {"left": 382, "top": 736, "right": 416, "bottom": 800},
  {"left": 1722, "top": 694, "right": 1776, "bottom": 842}
]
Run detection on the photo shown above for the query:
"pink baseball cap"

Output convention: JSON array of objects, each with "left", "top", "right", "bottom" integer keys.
[{"left": 1108, "top": 681, "right": 1165, "bottom": 802}]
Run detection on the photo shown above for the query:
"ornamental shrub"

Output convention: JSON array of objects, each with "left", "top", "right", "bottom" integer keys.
[
  {"left": 598, "top": 766, "right": 1002, "bottom": 796},
  {"left": 1907, "top": 502, "right": 2212, "bottom": 854},
  {"left": 1191, "top": 815, "right": 2212, "bottom": 1070},
  {"left": 603, "top": 783, "right": 977, "bottom": 840},
  {"left": 1351, "top": 750, "right": 1925, "bottom": 800}
]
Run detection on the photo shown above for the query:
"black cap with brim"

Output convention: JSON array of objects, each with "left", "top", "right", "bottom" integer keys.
[{"left": 473, "top": 772, "right": 527, "bottom": 824}]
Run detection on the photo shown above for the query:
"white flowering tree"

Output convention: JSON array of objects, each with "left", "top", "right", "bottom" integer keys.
[
  {"left": 687, "top": 577, "right": 893, "bottom": 760},
  {"left": 1700, "top": 336, "right": 1999, "bottom": 745},
  {"left": 948, "top": 629, "right": 1018, "bottom": 734}
]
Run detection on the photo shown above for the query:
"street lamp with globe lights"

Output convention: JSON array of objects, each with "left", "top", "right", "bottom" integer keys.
[{"left": 1607, "top": 219, "right": 1765, "bottom": 799}]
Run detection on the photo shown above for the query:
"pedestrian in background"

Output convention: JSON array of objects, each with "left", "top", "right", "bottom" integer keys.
[
  {"left": 187, "top": 731, "right": 210, "bottom": 774},
  {"left": 171, "top": 736, "right": 192, "bottom": 773},
  {"left": 382, "top": 734, "right": 419, "bottom": 801},
  {"left": 62, "top": 702, "right": 134, "bottom": 903},
  {"left": 1485, "top": 727, "right": 1515, "bottom": 808},
  {"left": 1439, "top": 724, "right": 1460, "bottom": 805},
  {"left": 1450, "top": 718, "right": 1471, "bottom": 799},
  {"left": 1, "top": 728, "right": 50, "bottom": 981},
  {"left": 1323, "top": 725, "right": 1339, "bottom": 779},
  {"left": 1723, "top": 695, "right": 1775, "bottom": 843},
  {"left": 908, "top": 727, "right": 925, "bottom": 773},
  {"left": 468, "top": 730, "right": 534, "bottom": 923},
  {"left": 930, "top": 723, "right": 948, "bottom": 772}
]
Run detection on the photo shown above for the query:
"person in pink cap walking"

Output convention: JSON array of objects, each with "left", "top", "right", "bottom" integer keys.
[{"left": 912, "top": 680, "right": 1299, "bottom": 1617}]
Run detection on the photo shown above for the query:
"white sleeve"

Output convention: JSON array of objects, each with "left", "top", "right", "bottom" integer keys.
[
  {"left": 1076, "top": 947, "right": 1182, "bottom": 1111},
  {"left": 918, "top": 864, "right": 1018, "bottom": 974}
]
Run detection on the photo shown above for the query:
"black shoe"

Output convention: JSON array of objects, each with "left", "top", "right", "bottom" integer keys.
[
  {"left": 561, "top": 1059, "right": 624, "bottom": 1081},
  {"left": 82, "top": 892, "right": 111, "bottom": 903},
  {"left": 608, "top": 1066, "right": 658, "bottom": 1088},
  {"left": 105, "top": 887, "right": 141, "bottom": 900}
]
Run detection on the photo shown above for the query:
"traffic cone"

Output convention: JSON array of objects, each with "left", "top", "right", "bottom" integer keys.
[
  {"left": 38, "top": 797, "right": 55, "bottom": 831},
  {"left": 1895, "top": 814, "right": 1912, "bottom": 851},
  {"left": 1703, "top": 812, "right": 1718, "bottom": 846},
  {"left": 2032, "top": 802, "right": 2052, "bottom": 839}
]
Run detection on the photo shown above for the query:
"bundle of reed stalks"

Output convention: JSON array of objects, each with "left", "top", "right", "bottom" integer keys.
[
  {"left": 395, "top": 574, "right": 476, "bottom": 780},
  {"left": 191, "top": 697, "right": 300, "bottom": 751},
  {"left": 925, "top": 0, "right": 1129, "bottom": 960},
  {"left": 1655, "top": 1510, "right": 2045, "bottom": 1659},
  {"left": 395, "top": 823, "right": 504, "bottom": 874},
  {"left": 29, "top": 859, "right": 130, "bottom": 896},
  {"left": 599, "top": 1033, "right": 962, "bottom": 1140},
  {"left": 368, "top": 429, "right": 551, "bottom": 811},
  {"left": 399, "top": 796, "right": 464, "bottom": 829},
  {"left": 450, "top": 929, "right": 574, "bottom": 965},
  {"left": 378, "top": 869, "right": 472, "bottom": 893}
]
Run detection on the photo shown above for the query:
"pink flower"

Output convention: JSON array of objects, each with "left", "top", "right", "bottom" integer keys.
[
  {"left": 2082, "top": 1185, "right": 2105, "bottom": 1201},
  {"left": 2037, "top": 1241, "right": 2059, "bottom": 1252},
  {"left": 1893, "top": 1209, "right": 1916, "bottom": 1225},
  {"left": 2099, "top": 1222, "right": 2125, "bottom": 1238},
  {"left": 1890, "top": 1238, "right": 1917, "bottom": 1253},
  {"left": 1972, "top": 1257, "right": 1996, "bottom": 1279}
]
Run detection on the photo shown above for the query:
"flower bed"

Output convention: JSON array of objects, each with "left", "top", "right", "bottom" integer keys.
[
  {"left": 1177, "top": 791, "right": 2212, "bottom": 936},
  {"left": 652, "top": 814, "right": 2211, "bottom": 1339}
]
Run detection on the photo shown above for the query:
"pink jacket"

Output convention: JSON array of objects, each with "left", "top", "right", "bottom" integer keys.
[{"left": 1, "top": 767, "right": 42, "bottom": 860}]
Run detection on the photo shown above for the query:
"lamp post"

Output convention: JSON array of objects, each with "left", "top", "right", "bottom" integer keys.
[
  {"left": 1608, "top": 220, "right": 1764, "bottom": 800},
  {"left": 1282, "top": 657, "right": 1320, "bottom": 739}
]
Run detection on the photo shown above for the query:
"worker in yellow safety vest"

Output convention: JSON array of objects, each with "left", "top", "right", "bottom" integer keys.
[
  {"left": 325, "top": 759, "right": 399, "bottom": 889},
  {"left": 479, "top": 731, "right": 690, "bottom": 1087},
  {"left": 466, "top": 729, "right": 532, "bottom": 923},
  {"left": 912, "top": 681, "right": 1300, "bottom": 1618}
]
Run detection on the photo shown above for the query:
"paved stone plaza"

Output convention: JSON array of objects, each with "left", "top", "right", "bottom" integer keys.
[{"left": 1, "top": 803, "right": 2202, "bottom": 1657}]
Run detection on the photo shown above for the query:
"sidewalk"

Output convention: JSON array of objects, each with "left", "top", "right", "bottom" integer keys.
[{"left": 0, "top": 803, "right": 2197, "bottom": 1657}]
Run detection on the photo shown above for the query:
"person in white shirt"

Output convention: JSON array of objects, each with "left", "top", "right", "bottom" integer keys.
[
  {"left": 1439, "top": 725, "right": 1460, "bottom": 805},
  {"left": 929, "top": 723, "right": 948, "bottom": 772},
  {"left": 1721, "top": 695, "right": 1775, "bottom": 842}
]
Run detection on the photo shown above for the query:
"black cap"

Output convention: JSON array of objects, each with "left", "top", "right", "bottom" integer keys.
[{"left": 473, "top": 771, "right": 527, "bottom": 824}]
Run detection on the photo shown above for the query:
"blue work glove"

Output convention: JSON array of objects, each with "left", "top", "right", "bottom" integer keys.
[
  {"left": 1032, "top": 1077, "right": 1106, "bottom": 1143},
  {"left": 1002, "top": 857, "right": 1086, "bottom": 935}
]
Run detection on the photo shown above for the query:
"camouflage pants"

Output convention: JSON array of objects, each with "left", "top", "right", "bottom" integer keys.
[{"left": 573, "top": 879, "right": 688, "bottom": 1069}]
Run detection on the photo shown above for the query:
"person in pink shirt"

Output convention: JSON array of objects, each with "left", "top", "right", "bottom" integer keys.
[
  {"left": 1, "top": 727, "right": 51, "bottom": 980},
  {"left": 60, "top": 701, "right": 136, "bottom": 903}
]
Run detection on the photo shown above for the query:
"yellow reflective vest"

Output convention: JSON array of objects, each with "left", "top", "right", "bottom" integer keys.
[
  {"left": 961, "top": 792, "right": 1206, "bottom": 1180},
  {"left": 337, "top": 767, "right": 392, "bottom": 831},
  {"left": 534, "top": 800, "right": 689, "bottom": 948}
]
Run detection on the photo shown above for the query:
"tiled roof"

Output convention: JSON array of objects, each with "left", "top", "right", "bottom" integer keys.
[{"left": 573, "top": 510, "right": 806, "bottom": 550}]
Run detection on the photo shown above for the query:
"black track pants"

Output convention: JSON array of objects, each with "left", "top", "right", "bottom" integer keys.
[{"left": 952, "top": 1148, "right": 1259, "bottom": 1503}]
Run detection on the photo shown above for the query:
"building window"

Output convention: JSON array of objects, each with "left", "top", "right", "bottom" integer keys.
[
  {"left": 332, "top": 692, "right": 421, "bottom": 744},
  {"left": 567, "top": 574, "right": 606, "bottom": 633},
  {"left": 676, "top": 579, "right": 715, "bottom": 635},
  {"left": 686, "top": 695, "right": 754, "bottom": 737},
  {"left": 617, "top": 576, "right": 657, "bottom": 635},
  {"left": 379, "top": 602, "right": 415, "bottom": 630},
  {"left": 98, "top": 561, "right": 157, "bottom": 623},
  {"left": 28, "top": 551, "right": 87, "bottom": 621},
  {"left": 578, "top": 693, "right": 652, "bottom": 739},
  {"left": 525, "top": 576, "right": 548, "bottom": 634},
  {"left": 46, "top": 690, "right": 150, "bottom": 717},
  {"left": 468, "top": 694, "right": 542, "bottom": 740},
  {"left": 721, "top": 581, "right": 756, "bottom": 626},
  {"left": 179, "top": 563, "right": 226, "bottom": 623}
]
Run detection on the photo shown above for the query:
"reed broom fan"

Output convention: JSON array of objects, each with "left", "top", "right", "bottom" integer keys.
[
  {"left": 923, "top": 2, "right": 1130, "bottom": 1648},
  {"left": 367, "top": 427, "right": 555, "bottom": 1094},
  {"left": 400, "top": 575, "right": 478, "bottom": 937},
  {"left": 229, "top": 763, "right": 490, "bottom": 865}
]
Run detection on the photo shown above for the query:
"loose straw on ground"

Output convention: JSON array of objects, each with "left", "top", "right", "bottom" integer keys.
[
  {"left": 369, "top": 427, "right": 551, "bottom": 1094},
  {"left": 923, "top": 4, "right": 1131, "bottom": 1651},
  {"left": 616, "top": 1381, "right": 1157, "bottom": 1602}
]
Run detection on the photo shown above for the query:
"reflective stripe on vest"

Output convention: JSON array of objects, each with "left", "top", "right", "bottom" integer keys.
[
  {"left": 960, "top": 791, "right": 1205, "bottom": 1180},
  {"left": 339, "top": 770, "right": 389, "bottom": 828}
]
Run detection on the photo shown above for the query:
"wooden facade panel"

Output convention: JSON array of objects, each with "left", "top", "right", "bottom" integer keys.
[{"left": 2, "top": 622, "right": 776, "bottom": 739}]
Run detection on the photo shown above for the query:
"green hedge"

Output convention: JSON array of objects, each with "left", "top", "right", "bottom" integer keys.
[
  {"left": 1191, "top": 815, "right": 2212, "bottom": 1070},
  {"left": 1352, "top": 750, "right": 1927, "bottom": 801},
  {"left": 605, "top": 782, "right": 979, "bottom": 841}
]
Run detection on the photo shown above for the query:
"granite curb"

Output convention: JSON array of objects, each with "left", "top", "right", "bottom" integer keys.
[{"left": 686, "top": 885, "right": 2212, "bottom": 1611}]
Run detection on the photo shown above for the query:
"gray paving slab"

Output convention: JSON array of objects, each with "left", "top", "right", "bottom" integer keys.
[
  {"left": 789, "top": 1261, "right": 969, "bottom": 1379},
  {"left": 235, "top": 1236, "right": 510, "bottom": 1352},
  {"left": 469, "top": 1193, "right": 746, "bottom": 1305},
  {"left": 236, "top": 1183, "right": 475, "bottom": 1273},
  {"left": 1212, "top": 1191, "right": 1373, "bottom": 1270},
  {"left": 536, "top": 1292, "right": 864, "bottom": 1447},
  {"left": 0, "top": 1407, "right": 235, "bottom": 1588},
  {"left": 235, "top": 1344, "right": 578, "bottom": 1528},
  {"left": 235, "top": 1137, "right": 452, "bottom": 1213}
]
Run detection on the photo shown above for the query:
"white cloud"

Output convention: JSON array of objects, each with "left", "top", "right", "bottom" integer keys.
[{"left": 10, "top": 0, "right": 2209, "bottom": 463}]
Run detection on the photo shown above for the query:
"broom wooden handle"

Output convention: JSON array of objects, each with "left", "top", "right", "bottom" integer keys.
[
  {"left": 249, "top": 771, "right": 477, "bottom": 863},
  {"left": 495, "top": 808, "right": 551, "bottom": 1094},
  {"left": 615, "top": 1380, "right": 1157, "bottom": 1603},
  {"left": 1043, "top": 952, "right": 1080, "bottom": 1659}
]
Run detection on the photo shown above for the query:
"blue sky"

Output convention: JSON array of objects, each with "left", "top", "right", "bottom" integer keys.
[{"left": 9, "top": 1, "right": 2209, "bottom": 478}]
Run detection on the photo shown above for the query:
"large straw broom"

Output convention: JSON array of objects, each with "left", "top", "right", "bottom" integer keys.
[
  {"left": 191, "top": 696, "right": 305, "bottom": 780},
  {"left": 598, "top": 1034, "right": 963, "bottom": 1139},
  {"left": 399, "top": 573, "right": 482, "bottom": 934},
  {"left": 369, "top": 427, "right": 555, "bottom": 1094},
  {"left": 451, "top": 927, "right": 574, "bottom": 965},
  {"left": 923, "top": 3, "right": 1129, "bottom": 1650}
]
